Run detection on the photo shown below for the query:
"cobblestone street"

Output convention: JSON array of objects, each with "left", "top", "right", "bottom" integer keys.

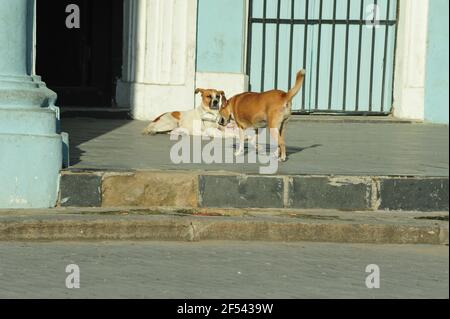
[{"left": 0, "top": 241, "right": 448, "bottom": 299}]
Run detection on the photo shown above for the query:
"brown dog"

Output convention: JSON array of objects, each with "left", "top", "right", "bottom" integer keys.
[{"left": 219, "top": 69, "right": 306, "bottom": 162}]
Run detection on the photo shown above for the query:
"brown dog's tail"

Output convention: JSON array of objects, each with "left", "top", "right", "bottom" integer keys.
[{"left": 286, "top": 69, "right": 306, "bottom": 101}]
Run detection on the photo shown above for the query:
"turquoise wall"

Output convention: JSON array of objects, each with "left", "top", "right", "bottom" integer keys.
[
  {"left": 424, "top": 0, "right": 449, "bottom": 124},
  {"left": 196, "top": 0, "right": 246, "bottom": 73}
]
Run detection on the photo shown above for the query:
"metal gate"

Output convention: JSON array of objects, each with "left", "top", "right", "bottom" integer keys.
[{"left": 246, "top": 0, "right": 398, "bottom": 114}]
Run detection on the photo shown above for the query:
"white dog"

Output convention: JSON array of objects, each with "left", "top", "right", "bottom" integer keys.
[{"left": 142, "top": 88, "right": 225, "bottom": 137}]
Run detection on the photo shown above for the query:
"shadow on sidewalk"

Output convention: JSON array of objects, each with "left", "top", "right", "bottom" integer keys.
[
  {"left": 61, "top": 117, "right": 131, "bottom": 166},
  {"left": 232, "top": 143, "right": 323, "bottom": 158}
]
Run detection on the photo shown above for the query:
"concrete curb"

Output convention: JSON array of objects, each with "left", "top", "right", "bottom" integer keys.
[
  {"left": 59, "top": 170, "right": 449, "bottom": 212},
  {"left": 0, "top": 208, "right": 448, "bottom": 244}
]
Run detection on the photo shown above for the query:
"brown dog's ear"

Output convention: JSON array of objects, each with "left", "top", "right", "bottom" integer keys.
[
  {"left": 219, "top": 91, "right": 228, "bottom": 106},
  {"left": 218, "top": 90, "right": 226, "bottom": 100},
  {"left": 195, "top": 88, "right": 204, "bottom": 95}
]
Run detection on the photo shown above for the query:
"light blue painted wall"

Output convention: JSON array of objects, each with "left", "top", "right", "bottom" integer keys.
[
  {"left": 424, "top": 0, "right": 449, "bottom": 124},
  {"left": 196, "top": 0, "right": 246, "bottom": 73}
]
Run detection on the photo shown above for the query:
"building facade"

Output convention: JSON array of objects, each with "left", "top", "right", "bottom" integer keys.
[
  {"left": 113, "top": 0, "right": 449, "bottom": 122},
  {"left": 0, "top": 0, "right": 448, "bottom": 208}
]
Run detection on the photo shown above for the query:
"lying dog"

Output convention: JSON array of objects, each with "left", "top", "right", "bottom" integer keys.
[
  {"left": 142, "top": 88, "right": 225, "bottom": 136},
  {"left": 219, "top": 69, "right": 306, "bottom": 162}
]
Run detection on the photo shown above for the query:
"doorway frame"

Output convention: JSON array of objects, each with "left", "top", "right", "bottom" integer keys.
[{"left": 33, "top": 0, "right": 124, "bottom": 109}]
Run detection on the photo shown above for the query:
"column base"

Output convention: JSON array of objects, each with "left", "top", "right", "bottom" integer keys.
[
  {"left": 0, "top": 76, "right": 63, "bottom": 209},
  {"left": 116, "top": 80, "right": 196, "bottom": 121},
  {"left": 116, "top": 73, "right": 249, "bottom": 121},
  {"left": 0, "top": 132, "right": 61, "bottom": 208}
]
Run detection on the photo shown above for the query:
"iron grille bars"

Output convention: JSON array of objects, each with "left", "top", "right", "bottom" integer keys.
[{"left": 247, "top": 0, "right": 398, "bottom": 114}]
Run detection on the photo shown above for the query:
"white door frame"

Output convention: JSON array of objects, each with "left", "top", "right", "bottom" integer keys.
[{"left": 392, "top": 0, "right": 429, "bottom": 120}]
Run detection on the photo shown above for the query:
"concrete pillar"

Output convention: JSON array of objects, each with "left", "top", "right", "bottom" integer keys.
[
  {"left": 116, "top": 0, "right": 198, "bottom": 120},
  {"left": 0, "top": 0, "right": 62, "bottom": 208}
]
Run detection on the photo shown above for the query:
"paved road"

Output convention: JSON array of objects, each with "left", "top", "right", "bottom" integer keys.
[
  {"left": 62, "top": 118, "right": 449, "bottom": 176},
  {"left": 0, "top": 241, "right": 448, "bottom": 299}
]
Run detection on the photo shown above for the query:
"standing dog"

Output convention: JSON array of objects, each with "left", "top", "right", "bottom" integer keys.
[
  {"left": 219, "top": 69, "right": 306, "bottom": 162},
  {"left": 142, "top": 88, "right": 225, "bottom": 136}
]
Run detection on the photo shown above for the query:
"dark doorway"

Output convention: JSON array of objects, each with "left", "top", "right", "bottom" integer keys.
[{"left": 36, "top": 0, "right": 123, "bottom": 107}]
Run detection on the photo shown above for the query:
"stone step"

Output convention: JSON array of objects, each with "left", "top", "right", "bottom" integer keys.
[
  {"left": 59, "top": 170, "right": 449, "bottom": 212},
  {"left": 0, "top": 207, "right": 448, "bottom": 244}
]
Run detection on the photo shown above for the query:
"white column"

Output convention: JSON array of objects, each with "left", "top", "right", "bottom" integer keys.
[
  {"left": 116, "top": 0, "right": 198, "bottom": 120},
  {"left": 393, "top": 0, "right": 429, "bottom": 120}
]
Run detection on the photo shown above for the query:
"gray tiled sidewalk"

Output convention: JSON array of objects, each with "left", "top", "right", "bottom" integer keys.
[{"left": 61, "top": 117, "right": 449, "bottom": 176}]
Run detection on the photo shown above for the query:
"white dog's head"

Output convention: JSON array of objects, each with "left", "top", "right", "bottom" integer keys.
[{"left": 195, "top": 88, "right": 226, "bottom": 111}]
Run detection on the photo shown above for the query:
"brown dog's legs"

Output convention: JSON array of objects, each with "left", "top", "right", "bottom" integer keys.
[
  {"left": 279, "top": 119, "right": 289, "bottom": 162},
  {"left": 268, "top": 125, "right": 280, "bottom": 159},
  {"left": 249, "top": 128, "right": 263, "bottom": 153},
  {"left": 235, "top": 128, "right": 246, "bottom": 156},
  {"left": 268, "top": 115, "right": 284, "bottom": 160}
]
